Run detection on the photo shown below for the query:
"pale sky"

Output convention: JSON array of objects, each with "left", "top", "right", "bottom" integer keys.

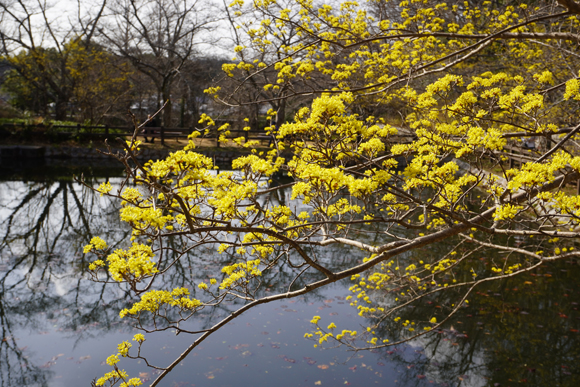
[{"left": 6, "top": 0, "right": 232, "bottom": 57}]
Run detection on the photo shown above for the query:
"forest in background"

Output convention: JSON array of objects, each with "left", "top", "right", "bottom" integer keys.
[{"left": 0, "top": 0, "right": 232, "bottom": 129}]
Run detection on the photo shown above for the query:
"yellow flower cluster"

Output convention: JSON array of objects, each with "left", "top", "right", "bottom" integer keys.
[
  {"left": 219, "top": 259, "right": 262, "bottom": 289},
  {"left": 118, "top": 341, "right": 132, "bottom": 356},
  {"left": 120, "top": 206, "right": 174, "bottom": 231},
  {"left": 493, "top": 204, "right": 523, "bottom": 221},
  {"left": 95, "top": 370, "right": 129, "bottom": 386},
  {"left": 83, "top": 236, "right": 107, "bottom": 253},
  {"left": 564, "top": 79, "right": 580, "bottom": 101},
  {"left": 106, "top": 243, "right": 158, "bottom": 282},
  {"left": 232, "top": 154, "right": 283, "bottom": 176},
  {"left": 97, "top": 181, "right": 113, "bottom": 196},
  {"left": 119, "top": 287, "right": 202, "bottom": 318}
]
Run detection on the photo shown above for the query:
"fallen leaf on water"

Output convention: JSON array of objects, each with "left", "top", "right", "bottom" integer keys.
[
  {"left": 315, "top": 381, "right": 322, "bottom": 385},
  {"left": 139, "top": 372, "right": 149, "bottom": 379},
  {"left": 284, "top": 357, "right": 296, "bottom": 363},
  {"left": 318, "top": 364, "right": 329, "bottom": 370},
  {"left": 79, "top": 355, "right": 91, "bottom": 361}
]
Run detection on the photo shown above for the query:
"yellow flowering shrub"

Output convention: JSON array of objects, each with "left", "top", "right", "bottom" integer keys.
[{"left": 89, "top": 0, "right": 580, "bottom": 384}]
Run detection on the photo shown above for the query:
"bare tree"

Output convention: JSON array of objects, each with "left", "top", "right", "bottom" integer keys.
[{"left": 99, "top": 0, "right": 218, "bottom": 126}]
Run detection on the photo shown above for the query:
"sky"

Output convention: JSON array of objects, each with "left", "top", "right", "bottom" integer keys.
[{"left": 3, "top": 0, "right": 232, "bottom": 57}]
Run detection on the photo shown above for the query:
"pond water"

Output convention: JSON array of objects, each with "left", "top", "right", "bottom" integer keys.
[{"left": 0, "top": 158, "right": 579, "bottom": 387}]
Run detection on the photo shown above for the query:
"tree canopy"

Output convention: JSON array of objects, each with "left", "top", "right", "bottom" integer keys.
[{"left": 74, "top": 0, "right": 580, "bottom": 385}]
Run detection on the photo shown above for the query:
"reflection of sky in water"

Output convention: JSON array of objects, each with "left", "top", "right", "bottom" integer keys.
[
  {"left": 0, "top": 174, "right": 404, "bottom": 387},
  {"left": 16, "top": 283, "right": 410, "bottom": 387},
  {"left": 0, "top": 165, "right": 579, "bottom": 387}
]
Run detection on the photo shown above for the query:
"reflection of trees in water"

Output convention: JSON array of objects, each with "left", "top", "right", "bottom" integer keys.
[
  {"left": 0, "top": 175, "right": 350, "bottom": 384},
  {"left": 0, "top": 178, "right": 135, "bottom": 386},
  {"left": 139, "top": 232, "right": 358, "bottom": 331},
  {"left": 6, "top": 173, "right": 577, "bottom": 386},
  {"left": 0, "top": 304, "right": 52, "bottom": 387},
  {"left": 364, "top": 253, "right": 580, "bottom": 387}
]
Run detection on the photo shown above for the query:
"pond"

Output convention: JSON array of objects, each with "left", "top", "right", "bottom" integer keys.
[{"left": 0, "top": 158, "right": 579, "bottom": 387}]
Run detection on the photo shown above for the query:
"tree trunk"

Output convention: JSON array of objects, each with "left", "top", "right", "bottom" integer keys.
[
  {"left": 187, "top": 91, "right": 200, "bottom": 128},
  {"left": 179, "top": 98, "right": 185, "bottom": 128},
  {"left": 162, "top": 90, "right": 172, "bottom": 127},
  {"left": 54, "top": 99, "right": 67, "bottom": 121}
]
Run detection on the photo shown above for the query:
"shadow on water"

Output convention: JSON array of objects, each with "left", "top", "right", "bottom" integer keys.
[
  {"left": 0, "top": 156, "right": 125, "bottom": 182},
  {"left": 0, "top": 160, "right": 578, "bottom": 386}
]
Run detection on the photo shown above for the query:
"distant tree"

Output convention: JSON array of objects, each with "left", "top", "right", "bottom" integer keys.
[
  {"left": 0, "top": 0, "right": 109, "bottom": 120},
  {"left": 172, "top": 56, "right": 228, "bottom": 127},
  {"left": 211, "top": 0, "right": 327, "bottom": 134},
  {"left": 99, "top": 0, "right": 218, "bottom": 126},
  {"left": 67, "top": 40, "right": 134, "bottom": 124}
]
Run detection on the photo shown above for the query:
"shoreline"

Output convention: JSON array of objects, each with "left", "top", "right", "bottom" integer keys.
[{"left": 0, "top": 143, "right": 261, "bottom": 164}]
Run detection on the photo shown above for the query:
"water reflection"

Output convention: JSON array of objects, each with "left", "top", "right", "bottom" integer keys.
[
  {"left": 0, "top": 168, "right": 133, "bottom": 386},
  {"left": 366, "top": 245, "right": 580, "bottom": 387},
  {"left": 0, "top": 163, "right": 578, "bottom": 387}
]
